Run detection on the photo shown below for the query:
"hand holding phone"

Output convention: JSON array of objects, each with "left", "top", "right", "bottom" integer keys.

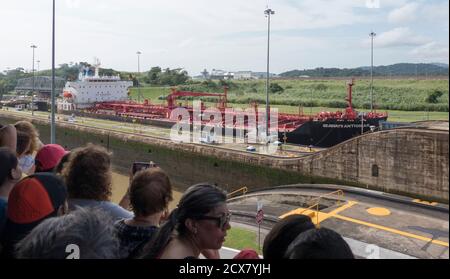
[{"left": 132, "top": 161, "right": 157, "bottom": 174}]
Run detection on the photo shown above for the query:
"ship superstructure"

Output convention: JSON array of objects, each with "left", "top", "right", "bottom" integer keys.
[{"left": 58, "top": 60, "right": 133, "bottom": 111}]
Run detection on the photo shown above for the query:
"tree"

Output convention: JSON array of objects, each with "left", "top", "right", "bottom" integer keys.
[
  {"left": 146, "top": 67, "right": 162, "bottom": 85},
  {"left": 426, "top": 90, "right": 443, "bottom": 104},
  {"left": 270, "top": 83, "right": 284, "bottom": 94},
  {"left": 152, "top": 67, "right": 189, "bottom": 86}
]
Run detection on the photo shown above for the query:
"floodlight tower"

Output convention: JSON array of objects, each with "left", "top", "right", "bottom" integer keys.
[
  {"left": 137, "top": 51, "right": 142, "bottom": 103},
  {"left": 264, "top": 8, "right": 275, "bottom": 138},
  {"left": 31, "top": 44, "right": 37, "bottom": 116},
  {"left": 369, "top": 31, "right": 376, "bottom": 111},
  {"left": 51, "top": 0, "right": 56, "bottom": 144}
]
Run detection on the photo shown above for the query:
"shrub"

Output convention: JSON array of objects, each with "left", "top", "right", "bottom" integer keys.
[
  {"left": 270, "top": 83, "right": 284, "bottom": 94},
  {"left": 425, "top": 90, "right": 444, "bottom": 104}
]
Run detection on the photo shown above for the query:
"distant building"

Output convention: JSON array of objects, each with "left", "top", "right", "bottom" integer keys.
[
  {"left": 234, "top": 71, "right": 253, "bottom": 80},
  {"left": 194, "top": 69, "right": 277, "bottom": 80},
  {"left": 210, "top": 69, "right": 233, "bottom": 80},
  {"left": 251, "top": 72, "right": 278, "bottom": 79},
  {"left": 201, "top": 69, "right": 210, "bottom": 79}
]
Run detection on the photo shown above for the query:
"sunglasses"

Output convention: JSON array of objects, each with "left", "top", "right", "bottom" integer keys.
[{"left": 197, "top": 212, "right": 231, "bottom": 230}]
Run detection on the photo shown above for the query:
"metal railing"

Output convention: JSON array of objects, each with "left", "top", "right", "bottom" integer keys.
[
  {"left": 298, "top": 190, "right": 344, "bottom": 227},
  {"left": 307, "top": 190, "right": 344, "bottom": 207},
  {"left": 227, "top": 187, "right": 248, "bottom": 198}
]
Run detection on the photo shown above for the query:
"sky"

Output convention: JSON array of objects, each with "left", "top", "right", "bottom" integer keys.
[{"left": 0, "top": 0, "right": 448, "bottom": 76}]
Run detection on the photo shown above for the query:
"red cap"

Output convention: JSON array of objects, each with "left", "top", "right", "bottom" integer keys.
[
  {"left": 35, "top": 144, "right": 68, "bottom": 172},
  {"left": 7, "top": 174, "right": 67, "bottom": 224}
]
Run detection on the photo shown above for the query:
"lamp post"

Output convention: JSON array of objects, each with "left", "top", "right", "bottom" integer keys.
[
  {"left": 37, "top": 60, "right": 40, "bottom": 72},
  {"left": 136, "top": 51, "right": 142, "bottom": 103},
  {"left": 264, "top": 8, "right": 275, "bottom": 139},
  {"left": 51, "top": 0, "right": 56, "bottom": 144},
  {"left": 31, "top": 44, "right": 37, "bottom": 116},
  {"left": 369, "top": 31, "right": 376, "bottom": 112}
]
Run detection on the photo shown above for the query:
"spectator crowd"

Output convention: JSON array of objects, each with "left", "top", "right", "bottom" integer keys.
[{"left": 1, "top": 121, "right": 354, "bottom": 259}]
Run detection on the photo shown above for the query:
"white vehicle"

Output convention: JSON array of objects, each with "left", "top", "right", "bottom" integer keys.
[
  {"left": 200, "top": 134, "right": 216, "bottom": 144},
  {"left": 15, "top": 104, "right": 25, "bottom": 111},
  {"left": 272, "top": 140, "right": 283, "bottom": 146},
  {"left": 246, "top": 146, "right": 256, "bottom": 152}
]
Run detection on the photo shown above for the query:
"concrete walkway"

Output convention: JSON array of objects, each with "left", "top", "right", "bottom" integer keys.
[{"left": 227, "top": 186, "right": 448, "bottom": 259}]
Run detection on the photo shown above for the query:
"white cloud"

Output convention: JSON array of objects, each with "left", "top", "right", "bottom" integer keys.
[
  {"left": 0, "top": 0, "right": 448, "bottom": 74},
  {"left": 422, "top": 2, "right": 449, "bottom": 29},
  {"left": 388, "top": 2, "right": 420, "bottom": 23},
  {"left": 364, "top": 27, "right": 429, "bottom": 48},
  {"left": 378, "top": 0, "right": 410, "bottom": 8},
  {"left": 278, "top": 0, "right": 374, "bottom": 30},
  {"left": 410, "top": 42, "right": 449, "bottom": 61}
]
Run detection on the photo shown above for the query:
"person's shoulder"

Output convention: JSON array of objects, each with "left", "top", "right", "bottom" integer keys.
[
  {"left": 114, "top": 218, "right": 126, "bottom": 228},
  {"left": 69, "top": 198, "right": 99, "bottom": 208},
  {"left": 98, "top": 201, "right": 133, "bottom": 219},
  {"left": 0, "top": 199, "right": 8, "bottom": 235},
  {"left": 68, "top": 199, "right": 133, "bottom": 220},
  {"left": 0, "top": 198, "right": 7, "bottom": 209},
  {"left": 101, "top": 201, "right": 128, "bottom": 211},
  {"left": 113, "top": 219, "right": 129, "bottom": 237}
]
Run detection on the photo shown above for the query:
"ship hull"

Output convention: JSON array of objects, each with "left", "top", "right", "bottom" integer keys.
[
  {"left": 282, "top": 117, "right": 388, "bottom": 147},
  {"left": 63, "top": 111, "right": 386, "bottom": 148}
]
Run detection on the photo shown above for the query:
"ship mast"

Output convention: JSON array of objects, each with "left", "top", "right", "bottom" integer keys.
[
  {"left": 93, "top": 57, "right": 101, "bottom": 78},
  {"left": 346, "top": 78, "right": 354, "bottom": 109},
  {"left": 344, "top": 78, "right": 357, "bottom": 120}
]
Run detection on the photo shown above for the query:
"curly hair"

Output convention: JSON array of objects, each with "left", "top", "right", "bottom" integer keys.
[
  {"left": 63, "top": 144, "right": 112, "bottom": 201},
  {"left": 14, "top": 121, "right": 40, "bottom": 155}
]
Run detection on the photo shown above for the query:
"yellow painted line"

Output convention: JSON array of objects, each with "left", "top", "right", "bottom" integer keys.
[
  {"left": 279, "top": 208, "right": 315, "bottom": 219},
  {"left": 279, "top": 201, "right": 358, "bottom": 225},
  {"left": 334, "top": 214, "right": 449, "bottom": 248},
  {"left": 327, "top": 201, "right": 358, "bottom": 216}
]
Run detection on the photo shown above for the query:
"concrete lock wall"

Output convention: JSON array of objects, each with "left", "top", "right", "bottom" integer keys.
[
  {"left": 284, "top": 129, "right": 449, "bottom": 202},
  {"left": 1, "top": 113, "right": 448, "bottom": 202},
  {"left": 1, "top": 114, "right": 322, "bottom": 194}
]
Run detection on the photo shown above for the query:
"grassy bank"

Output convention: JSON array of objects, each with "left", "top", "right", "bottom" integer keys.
[
  {"left": 129, "top": 81, "right": 449, "bottom": 122},
  {"left": 131, "top": 78, "right": 449, "bottom": 112},
  {"left": 223, "top": 227, "right": 262, "bottom": 255}
]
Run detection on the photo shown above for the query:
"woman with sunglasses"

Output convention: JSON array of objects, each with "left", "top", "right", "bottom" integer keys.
[{"left": 140, "top": 183, "right": 231, "bottom": 259}]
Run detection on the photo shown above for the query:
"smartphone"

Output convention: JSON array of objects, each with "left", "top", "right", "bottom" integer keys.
[{"left": 132, "top": 161, "right": 157, "bottom": 174}]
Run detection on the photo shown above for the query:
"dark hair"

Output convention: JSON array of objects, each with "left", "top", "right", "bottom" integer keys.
[
  {"left": 0, "top": 147, "right": 18, "bottom": 186},
  {"left": 14, "top": 121, "right": 40, "bottom": 155},
  {"left": 0, "top": 124, "right": 17, "bottom": 151},
  {"left": 263, "top": 214, "right": 315, "bottom": 259},
  {"left": 54, "top": 152, "right": 71, "bottom": 175},
  {"left": 130, "top": 168, "right": 173, "bottom": 216},
  {"left": 284, "top": 228, "right": 354, "bottom": 259},
  {"left": 62, "top": 144, "right": 112, "bottom": 201},
  {"left": 16, "top": 131, "right": 31, "bottom": 157},
  {"left": 140, "top": 183, "right": 227, "bottom": 259}
]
